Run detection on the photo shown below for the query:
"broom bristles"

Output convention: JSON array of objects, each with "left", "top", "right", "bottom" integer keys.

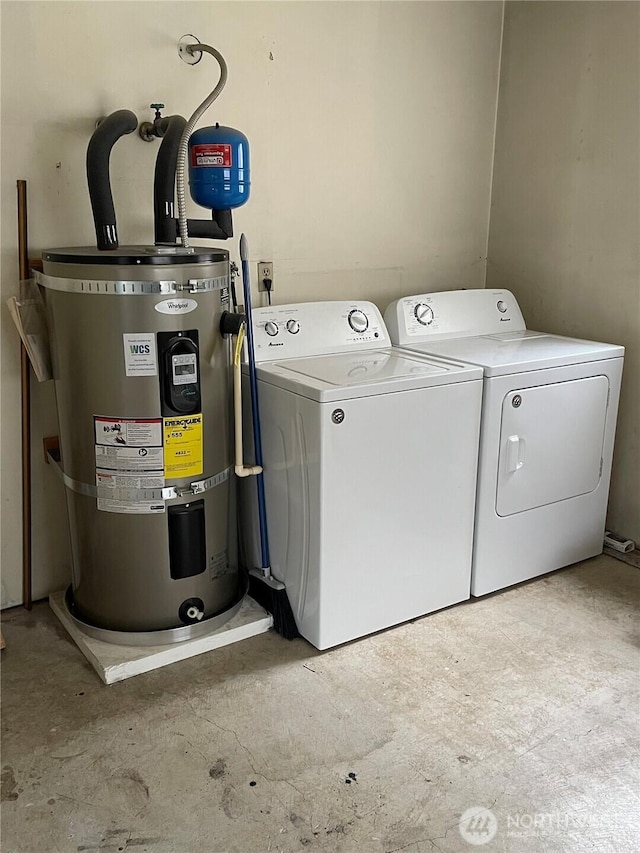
[{"left": 248, "top": 572, "right": 299, "bottom": 640}]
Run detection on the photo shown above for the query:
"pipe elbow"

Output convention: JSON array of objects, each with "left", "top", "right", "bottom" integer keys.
[{"left": 86, "top": 109, "right": 138, "bottom": 250}]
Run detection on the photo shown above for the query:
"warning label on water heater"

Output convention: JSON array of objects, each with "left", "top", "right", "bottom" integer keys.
[
  {"left": 96, "top": 471, "right": 166, "bottom": 515},
  {"left": 94, "top": 416, "right": 165, "bottom": 513},
  {"left": 163, "top": 414, "right": 203, "bottom": 478},
  {"left": 95, "top": 417, "right": 163, "bottom": 449}
]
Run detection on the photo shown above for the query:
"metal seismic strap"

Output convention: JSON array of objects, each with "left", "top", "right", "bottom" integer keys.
[
  {"left": 34, "top": 271, "right": 228, "bottom": 295},
  {"left": 46, "top": 449, "right": 231, "bottom": 501}
]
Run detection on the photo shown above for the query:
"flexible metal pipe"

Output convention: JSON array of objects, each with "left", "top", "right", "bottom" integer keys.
[{"left": 176, "top": 44, "right": 228, "bottom": 249}]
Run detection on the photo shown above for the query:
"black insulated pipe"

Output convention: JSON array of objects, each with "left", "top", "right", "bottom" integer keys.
[
  {"left": 153, "top": 115, "right": 187, "bottom": 245},
  {"left": 219, "top": 311, "right": 246, "bottom": 338},
  {"left": 86, "top": 109, "right": 138, "bottom": 250},
  {"left": 188, "top": 209, "right": 233, "bottom": 240}
]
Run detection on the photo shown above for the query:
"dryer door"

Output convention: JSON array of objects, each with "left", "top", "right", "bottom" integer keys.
[{"left": 496, "top": 375, "right": 609, "bottom": 517}]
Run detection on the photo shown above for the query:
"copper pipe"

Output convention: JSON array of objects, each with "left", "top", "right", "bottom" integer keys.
[{"left": 17, "top": 180, "right": 32, "bottom": 610}]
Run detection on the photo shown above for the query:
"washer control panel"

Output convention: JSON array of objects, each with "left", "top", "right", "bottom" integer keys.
[
  {"left": 384, "top": 289, "right": 526, "bottom": 344},
  {"left": 252, "top": 301, "right": 389, "bottom": 361}
]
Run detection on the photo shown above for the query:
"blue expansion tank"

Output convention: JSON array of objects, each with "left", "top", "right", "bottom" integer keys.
[{"left": 188, "top": 123, "right": 250, "bottom": 210}]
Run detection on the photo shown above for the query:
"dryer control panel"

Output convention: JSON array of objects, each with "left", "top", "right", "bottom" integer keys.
[
  {"left": 385, "top": 289, "right": 526, "bottom": 345},
  {"left": 252, "top": 301, "right": 390, "bottom": 361}
]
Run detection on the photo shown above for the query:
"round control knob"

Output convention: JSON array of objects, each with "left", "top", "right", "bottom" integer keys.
[
  {"left": 414, "top": 303, "right": 434, "bottom": 326},
  {"left": 264, "top": 321, "right": 279, "bottom": 337},
  {"left": 497, "top": 300, "right": 507, "bottom": 313},
  {"left": 286, "top": 319, "right": 300, "bottom": 335},
  {"left": 348, "top": 309, "right": 369, "bottom": 333}
]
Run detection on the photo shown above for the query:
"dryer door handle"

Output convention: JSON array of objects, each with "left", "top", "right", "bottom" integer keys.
[{"left": 506, "top": 435, "right": 525, "bottom": 473}]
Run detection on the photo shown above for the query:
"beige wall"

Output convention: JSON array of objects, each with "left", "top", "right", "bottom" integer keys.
[
  {"left": 487, "top": 2, "right": 640, "bottom": 542},
  {"left": 0, "top": 1, "right": 503, "bottom": 607}
]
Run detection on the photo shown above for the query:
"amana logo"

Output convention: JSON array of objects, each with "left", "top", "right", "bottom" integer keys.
[{"left": 155, "top": 299, "right": 198, "bottom": 315}]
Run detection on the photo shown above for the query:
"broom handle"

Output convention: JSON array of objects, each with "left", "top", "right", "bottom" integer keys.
[{"left": 239, "top": 234, "right": 270, "bottom": 571}]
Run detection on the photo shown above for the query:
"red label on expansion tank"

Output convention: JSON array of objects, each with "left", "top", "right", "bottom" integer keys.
[{"left": 191, "top": 144, "right": 232, "bottom": 167}]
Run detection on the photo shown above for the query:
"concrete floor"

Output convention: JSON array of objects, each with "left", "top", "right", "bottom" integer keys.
[{"left": 1, "top": 554, "right": 639, "bottom": 853}]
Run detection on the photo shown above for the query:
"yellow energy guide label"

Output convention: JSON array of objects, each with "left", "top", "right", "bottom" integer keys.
[{"left": 163, "top": 414, "right": 204, "bottom": 478}]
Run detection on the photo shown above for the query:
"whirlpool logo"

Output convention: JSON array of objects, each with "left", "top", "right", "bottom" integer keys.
[{"left": 155, "top": 299, "right": 198, "bottom": 315}]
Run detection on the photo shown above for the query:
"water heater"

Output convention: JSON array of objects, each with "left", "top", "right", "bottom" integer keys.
[
  {"left": 39, "top": 247, "right": 243, "bottom": 642},
  {"left": 37, "top": 40, "right": 252, "bottom": 644}
]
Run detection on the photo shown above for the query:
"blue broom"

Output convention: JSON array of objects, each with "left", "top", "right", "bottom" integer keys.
[{"left": 240, "top": 234, "right": 298, "bottom": 639}]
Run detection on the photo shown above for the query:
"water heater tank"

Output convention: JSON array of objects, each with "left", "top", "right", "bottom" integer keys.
[
  {"left": 39, "top": 247, "right": 244, "bottom": 643},
  {"left": 189, "top": 124, "right": 250, "bottom": 210}
]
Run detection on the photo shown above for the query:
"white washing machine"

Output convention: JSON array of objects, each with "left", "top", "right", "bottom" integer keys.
[
  {"left": 385, "top": 289, "right": 624, "bottom": 597},
  {"left": 243, "top": 300, "right": 483, "bottom": 649}
]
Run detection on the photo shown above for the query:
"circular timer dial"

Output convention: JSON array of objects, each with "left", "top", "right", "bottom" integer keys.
[
  {"left": 348, "top": 309, "right": 369, "bottom": 333},
  {"left": 414, "top": 303, "right": 434, "bottom": 326},
  {"left": 264, "top": 321, "right": 279, "bottom": 337},
  {"left": 286, "top": 319, "right": 300, "bottom": 334}
]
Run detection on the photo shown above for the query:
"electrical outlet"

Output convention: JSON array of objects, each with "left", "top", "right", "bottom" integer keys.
[{"left": 258, "top": 262, "right": 274, "bottom": 292}]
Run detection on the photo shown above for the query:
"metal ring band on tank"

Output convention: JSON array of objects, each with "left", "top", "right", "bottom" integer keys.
[
  {"left": 34, "top": 271, "right": 228, "bottom": 295},
  {"left": 45, "top": 450, "right": 231, "bottom": 501},
  {"left": 63, "top": 571, "right": 249, "bottom": 646}
]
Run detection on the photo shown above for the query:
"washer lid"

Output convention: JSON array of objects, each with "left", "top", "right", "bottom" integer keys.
[
  {"left": 397, "top": 330, "right": 624, "bottom": 376},
  {"left": 255, "top": 348, "right": 482, "bottom": 402}
]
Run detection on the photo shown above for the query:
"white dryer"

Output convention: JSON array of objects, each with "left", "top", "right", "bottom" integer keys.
[
  {"left": 243, "top": 301, "right": 483, "bottom": 649},
  {"left": 385, "top": 289, "right": 624, "bottom": 597}
]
